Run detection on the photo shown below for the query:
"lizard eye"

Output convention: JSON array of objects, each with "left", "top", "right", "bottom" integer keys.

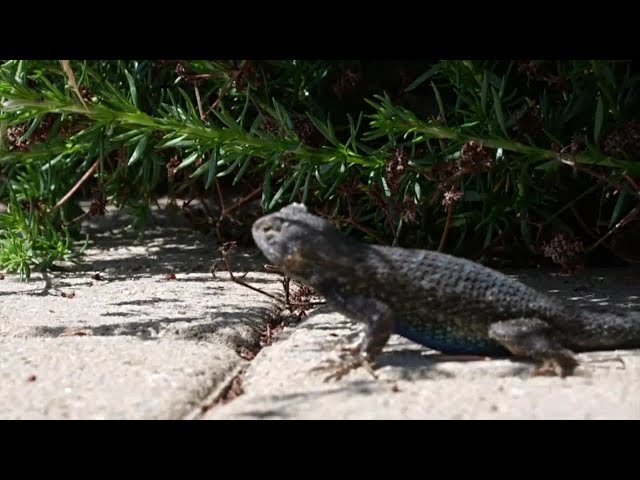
[{"left": 259, "top": 218, "right": 283, "bottom": 238}]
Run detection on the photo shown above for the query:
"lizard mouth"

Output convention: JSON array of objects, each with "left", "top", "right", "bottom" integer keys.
[{"left": 251, "top": 216, "right": 285, "bottom": 263}]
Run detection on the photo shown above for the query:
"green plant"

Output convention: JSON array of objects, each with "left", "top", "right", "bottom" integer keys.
[
  {"left": 1, "top": 59, "right": 639, "bottom": 280},
  {"left": 0, "top": 182, "right": 87, "bottom": 280}
]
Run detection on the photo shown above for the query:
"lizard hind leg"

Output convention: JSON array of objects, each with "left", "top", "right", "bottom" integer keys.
[{"left": 488, "top": 318, "right": 579, "bottom": 377}]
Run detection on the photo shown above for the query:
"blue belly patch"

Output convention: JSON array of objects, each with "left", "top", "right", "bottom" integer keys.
[{"left": 394, "top": 322, "right": 509, "bottom": 356}]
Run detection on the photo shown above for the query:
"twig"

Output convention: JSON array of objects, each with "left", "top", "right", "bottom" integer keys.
[
  {"left": 568, "top": 205, "right": 638, "bottom": 264},
  {"left": 65, "top": 211, "right": 90, "bottom": 226},
  {"left": 181, "top": 73, "right": 220, "bottom": 81},
  {"left": 339, "top": 200, "right": 386, "bottom": 244},
  {"left": 382, "top": 204, "right": 396, "bottom": 242},
  {"left": 214, "top": 185, "right": 262, "bottom": 243},
  {"left": 53, "top": 158, "right": 100, "bottom": 211},
  {"left": 59, "top": 60, "right": 88, "bottom": 110},
  {"left": 438, "top": 203, "right": 454, "bottom": 252},
  {"left": 624, "top": 174, "right": 640, "bottom": 192},
  {"left": 559, "top": 158, "right": 637, "bottom": 195},
  {"left": 197, "top": 195, "right": 215, "bottom": 220},
  {"left": 209, "top": 61, "right": 246, "bottom": 113},
  {"left": 217, "top": 243, "right": 323, "bottom": 307},
  {"left": 194, "top": 83, "right": 206, "bottom": 121},
  {"left": 214, "top": 179, "right": 226, "bottom": 210},
  {"left": 220, "top": 186, "right": 262, "bottom": 218},
  {"left": 586, "top": 205, "right": 640, "bottom": 255},
  {"left": 223, "top": 258, "right": 282, "bottom": 302},
  {"left": 342, "top": 217, "right": 385, "bottom": 244},
  {"left": 569, "top": 206, "right": 600, "bottom": 241},
  {"left": 540, "top": 183, "right": 602, "bottom": 229}
]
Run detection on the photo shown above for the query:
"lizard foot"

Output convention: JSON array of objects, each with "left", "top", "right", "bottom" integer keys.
[
  {"left": 310, "top": 357, "right": 378, "bottom": 382},
  {"left": 489, "top": 318, "right": 579, "bottom": 378},
  {"left": 532, "top": 354, "right": 579, "bottom": 377},
  {"left": 337, "top": 342, "right": 363, "bottom": 356}
]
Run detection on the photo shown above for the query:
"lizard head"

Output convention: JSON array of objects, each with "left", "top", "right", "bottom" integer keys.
[{"left": 251, "top": 203, "right": 352, "bottom": 280}]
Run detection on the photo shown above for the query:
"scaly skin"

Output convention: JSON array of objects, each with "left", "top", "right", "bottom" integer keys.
[{"left": 251, "top": 203, "right": 640, "bottom": 380}]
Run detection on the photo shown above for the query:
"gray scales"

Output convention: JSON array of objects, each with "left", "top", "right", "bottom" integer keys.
[{"left": 251, "top": 203, "right": 640, "bottom": 380}]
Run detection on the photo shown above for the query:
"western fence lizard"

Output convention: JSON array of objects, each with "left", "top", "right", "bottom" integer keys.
[{"left": 251, "top": 202, "right": 640, "bottom": 380}]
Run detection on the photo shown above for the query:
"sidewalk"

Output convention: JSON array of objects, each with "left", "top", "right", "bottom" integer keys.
[{"left": 1, "top": 207, "right": 639, "bottom": 419}]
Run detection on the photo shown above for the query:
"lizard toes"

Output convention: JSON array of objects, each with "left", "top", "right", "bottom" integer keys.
[
  {"left": 309, "top": 357, "right": 378, "bottom": 382},
  {"left": 532, "top": 355, "right": 578, "bottom": 377}
]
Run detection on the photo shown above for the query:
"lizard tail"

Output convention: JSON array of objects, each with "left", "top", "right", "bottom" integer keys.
[{"left": 574, "top": 308, "right": 640, "bottom": 350}]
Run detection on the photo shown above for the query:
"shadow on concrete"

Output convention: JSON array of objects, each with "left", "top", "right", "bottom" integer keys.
[
  {"left": 220, "top": 381, "right": 393, "bottom": 419},
  {"left": 111, "top": 298, "right": 182, "bottom": 307},
  {"left": 208, "top": 354, "right": 538, "bottom": 419},
  {"left": 28, "top": 306, "right": 270, "bottom": 344},
  {"left": 64, "top": 204, "right": 270, "bottom": 278},
  {"left": 31, "top": 316, "right": 202, "bottom": 340}
]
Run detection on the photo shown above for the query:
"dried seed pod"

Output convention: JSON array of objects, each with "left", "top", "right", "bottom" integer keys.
[
  {"left": 385, "top": 147, "right": 409, "bottom": 192},
  {"left": 542, "top": 233, "right": 585, "bottom": 273},
  {"left": 603, "top": 122, "right": 640, "bottom": 161},
  {"left": 459, "top": 141, "right": 494, "bottom": 174}
]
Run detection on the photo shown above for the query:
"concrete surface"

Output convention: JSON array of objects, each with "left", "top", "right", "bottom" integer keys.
[
  {"left": 1, "top": 205, "right": 640, "bottom": 419},
  {"left": 0, "top": 206, "right": 276, "bottom": 419}
]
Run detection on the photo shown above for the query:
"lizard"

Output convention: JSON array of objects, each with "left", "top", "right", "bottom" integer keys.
[{"left": 251, "top": 202, "right": 640, "bottom": 381}]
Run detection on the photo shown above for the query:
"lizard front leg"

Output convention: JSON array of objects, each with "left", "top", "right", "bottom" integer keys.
[
  {"left": 488, "top": 318, "right": 579, "bottom": 377},
  {"left": 311, "top": 290, "right": 395, "bottom": 381}
]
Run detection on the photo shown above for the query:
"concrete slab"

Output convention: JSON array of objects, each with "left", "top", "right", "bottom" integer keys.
[{"left": 0, "top": 208, "right": 275, "bottom": 419}]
